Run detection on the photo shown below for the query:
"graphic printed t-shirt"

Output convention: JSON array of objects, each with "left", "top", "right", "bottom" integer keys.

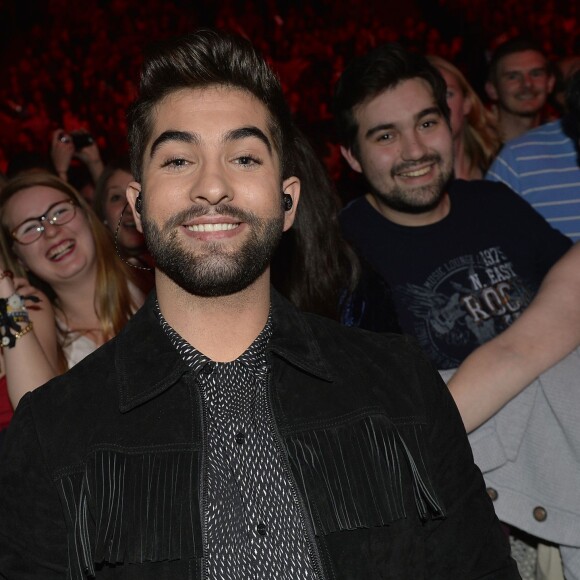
[{"left": 340, "top": 180, "right": 572, "bottom": 369}]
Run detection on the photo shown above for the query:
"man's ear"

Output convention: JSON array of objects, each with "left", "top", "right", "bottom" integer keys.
[
  {"left": 281, "top": 176, "right": 300, "bottom": 232},
  {"left": 485, "top": 81, "right": 498, "bottom": 102},
  {"left": 340, "top": 145, "right": 363, "bottom": 173},
  {"left": 126, "top": 181, "right": 144, "bottom": 233}
]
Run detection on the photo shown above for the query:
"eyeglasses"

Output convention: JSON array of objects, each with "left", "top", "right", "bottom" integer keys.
[{"left": 11, "top": 199, "right": 78, "bottom": 245}]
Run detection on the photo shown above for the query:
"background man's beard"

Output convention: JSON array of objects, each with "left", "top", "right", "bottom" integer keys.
[
  {"left": 372, "top": 179, "right": 448, "bottom": 214},
  {"left": 142, "top": 206, "right": 284, "bottom": 297},
  {"left": 372, "top": 157, "right": 452, "bottom": 215}
]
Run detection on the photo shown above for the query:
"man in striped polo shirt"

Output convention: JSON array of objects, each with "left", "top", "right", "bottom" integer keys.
[{"left": 486, "top": 113, "right": 580, "bottom": 242}]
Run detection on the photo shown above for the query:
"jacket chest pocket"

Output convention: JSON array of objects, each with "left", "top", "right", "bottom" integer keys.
[
  {"left": 284, "top": 414, "right": 445, "bottom": 536},
  {"left": 55, "top": 447, "right": 203, "bottom": 579}
]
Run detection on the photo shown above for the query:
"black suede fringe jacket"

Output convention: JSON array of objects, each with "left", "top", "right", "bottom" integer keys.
[{"left": 0, "top": 291, "right": 520, "bottom": 579}]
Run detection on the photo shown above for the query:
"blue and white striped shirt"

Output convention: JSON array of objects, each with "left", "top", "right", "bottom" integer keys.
[{"left": 486, "top": 119, "right": 580, "bottom": 242}]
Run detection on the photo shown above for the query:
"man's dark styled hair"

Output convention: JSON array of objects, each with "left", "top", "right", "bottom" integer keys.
[
  {"left": 127, "top": 28, "right": 359, "bottom": 320},
  {"left": 332, "top": 43, "right": 450, "bottom": 156},
  {"left": 487, "top": 37, "right": 547, "bottom": 85},
  {"left": 127, "top": 29, "right": 295, "bottom": 182}
]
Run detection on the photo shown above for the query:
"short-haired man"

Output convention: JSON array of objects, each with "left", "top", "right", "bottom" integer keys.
[
  {"left": 335, "top": 42, "right": 570, "bottom": 577},
  {"left": 487, "top": 67, "right": 580, "bottom": 242},
  {"left": 0, "top": 31, "right": 518, "bottom": 579},
  {"left": 485, "top": 37, "right": 555, "bottom": 142},
  {"left": 335, "top": 43, "right": 571, "bottom": 371}
]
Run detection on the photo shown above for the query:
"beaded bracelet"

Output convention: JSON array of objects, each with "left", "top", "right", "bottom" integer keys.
[
  {"left": 14, "top": 321, "right": 33, "bottom": 340},
  {"left": 0, "top": 293, "right": 39, "bottom": 348}
]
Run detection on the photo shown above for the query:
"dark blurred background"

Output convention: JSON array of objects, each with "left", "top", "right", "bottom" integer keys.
[{"left": 0, "top": 0, "right": 578, "bottom": 192}]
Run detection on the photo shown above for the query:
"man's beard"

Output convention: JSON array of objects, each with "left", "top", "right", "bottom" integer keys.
[
  {"left": 142, "top": 204, "right": 284, "bottom": 297},
  {"left": 371, "top": 154, "right": 452, "bottom": 215}
]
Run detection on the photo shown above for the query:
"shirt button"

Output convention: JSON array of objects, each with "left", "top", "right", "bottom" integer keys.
[
  {"left": 257, "top": 522, "right": 267, "bottom": 536},
  {"left": 235, "top": 432, "right": 245, "bottom": 445},
  {"left": 200, "top": 365, "right": 212, "bottom": 376},
  {"left": 487, "top": 487, "right": 498, "bottom": 501},
  {"left": 533, "top": 506, "right": 547, "bottom": 522}
]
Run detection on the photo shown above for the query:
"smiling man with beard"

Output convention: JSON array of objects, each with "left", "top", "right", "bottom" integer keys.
[
  {"left": 0, "top": 31, "right": 519, "bottom": 579},
  {"left": 336, "top": 43, "right": 571, "bottom": 372},
  {"left": 335, "top": 43, "right": 572, "bottom": 578}
]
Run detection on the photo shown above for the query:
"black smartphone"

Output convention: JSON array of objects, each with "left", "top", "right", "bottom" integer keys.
[{"left": 71, "top": 131, "right": 94, "bottom": 151}]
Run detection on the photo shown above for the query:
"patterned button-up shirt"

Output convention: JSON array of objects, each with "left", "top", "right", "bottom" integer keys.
[{"left": 157, "top": 304, "right": 315, "bottom": 580}]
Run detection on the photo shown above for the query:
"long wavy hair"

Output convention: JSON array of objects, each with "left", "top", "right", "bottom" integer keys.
[
  {"left": 428, "top": 55, "right": 502, "bottom": 176},
  {"left": 0, "top": 173, "right": 137, "bottom": 355},
  {"left": 271, "top": 129, "right": 360, "bottom": 319}
]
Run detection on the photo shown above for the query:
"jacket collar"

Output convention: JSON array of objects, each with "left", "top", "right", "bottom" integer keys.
[{"left": 116, "top": 289, "right": 334, "bottom": 413}]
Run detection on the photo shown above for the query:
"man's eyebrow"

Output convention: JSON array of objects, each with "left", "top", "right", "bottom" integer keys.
[
  {"left": 223, "top": 126, "right": 272, "bottom": 154},
  {"left": 416, "top": 106, "right": 442, "bottom": 120},
  {"left": 365, "top": 107, "right": 442, "bottom": 139},
  {"left": 149, "top": 127, "right": 273, "bottom": 158},
  {"left": 501, "top": 68, "right": 523, "bottom": 76},
  {"left": 149, "top": 131, "right": 200, "bottom": 158},
  {"left": 365, "top": 123, "right": 395, "bottom": 140}
]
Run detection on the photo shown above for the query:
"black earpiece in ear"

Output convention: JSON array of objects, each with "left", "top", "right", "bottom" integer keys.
[
  {"left": 135, "top": 193, "right": 143, "bottom": 214},
  {"left": 283, "top": 193, "right": 293, "bottom": 211}
]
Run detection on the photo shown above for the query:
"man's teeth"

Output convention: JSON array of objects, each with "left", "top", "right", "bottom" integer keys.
[
  {"left": 187, "top": 223, "right": 239, "bottom": 232},
  {"left": 399, "top": 166, "right": 431, "bottom": 178}
]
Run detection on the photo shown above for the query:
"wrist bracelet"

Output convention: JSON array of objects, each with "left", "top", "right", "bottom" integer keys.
[
  {"left": 0, "top": 270, "right": 13, "bottom": 281},
  {"left": 0, "top": 293, "right": 32, "bottom": 348},
  {"left": 1, "top": 321, "right": 33, "bottom": 348},
  {"left": 14, "top": 321, "right": 33, "bottom": 340}
]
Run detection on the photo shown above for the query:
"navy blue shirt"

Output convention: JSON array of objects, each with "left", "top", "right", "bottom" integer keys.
[{"left": 340, "top": 179, "right": 572, "bottom": 369}]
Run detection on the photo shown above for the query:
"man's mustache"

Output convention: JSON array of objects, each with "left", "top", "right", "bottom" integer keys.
[
  {"left": 391, "top": 154, "right": 442, "bottom": 177},
  {"left": 163, "top": 204, "right": 259, "bottom": 230},
  {"left": 515, "top": 89, "right": 540, "bottom": 97}
]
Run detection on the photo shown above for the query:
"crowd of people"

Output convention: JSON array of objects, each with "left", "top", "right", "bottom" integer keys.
[
  {"left": 0, "top": 2, "right": 580, "bottom": 579},
  {"left": 1, "top": 0, "right": 579, "bottom": 194}
]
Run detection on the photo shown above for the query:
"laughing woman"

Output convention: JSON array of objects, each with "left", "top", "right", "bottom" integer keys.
[{"left": 0, "top": 172, "right": 143, "bottom": 407}]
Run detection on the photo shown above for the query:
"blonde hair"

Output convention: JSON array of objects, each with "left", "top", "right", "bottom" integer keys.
[
  {"left": 0, "top": 173, "right": 137, "bottom": 356},
  {"left": 428, "top": 55, "right": 502, "bottom": 176}
]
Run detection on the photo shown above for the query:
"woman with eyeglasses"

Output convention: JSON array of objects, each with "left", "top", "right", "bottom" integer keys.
[{"left": 0, "top": 172, "right": 143, "bottom": 413}]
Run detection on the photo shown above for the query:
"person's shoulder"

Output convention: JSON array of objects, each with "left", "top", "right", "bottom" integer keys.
[
  {"left": 520, "top": 118, "right": 564, "bottom": 139},
  {"left": 339, "top": 195, "right": 371, "bottom": 221},
  {"left": 29, "top": 336, "right": 118, "bottom": 410},
  {"left": 502, "top": 119, "right": 565, "bottom": 150},
  {"left": 450, "top": 178, "right": 517, "bottom": 200},
  {"left": 302, "top": 311, "right": 428, "bottom": 368},
  {"left": 449, "top": 179, "right": 537, "bottom": 221}
]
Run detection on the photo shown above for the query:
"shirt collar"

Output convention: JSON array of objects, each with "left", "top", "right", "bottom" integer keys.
[
  {"left": 155, "top": 300, "right": 273, "bottom": 376},
  {"left": 116, "top": 290, "right": 333, "bottom": 413}
]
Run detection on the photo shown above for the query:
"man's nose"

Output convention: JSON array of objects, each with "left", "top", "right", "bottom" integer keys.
[
  {"left": 522, "top": 73, "right": 533, "bottom": 88},
  {"left": 189, "top": 162, "right": 233, "bottom": 205},
  {"left": 400, "top": 131, "right": 428, "bottom": 161}
]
